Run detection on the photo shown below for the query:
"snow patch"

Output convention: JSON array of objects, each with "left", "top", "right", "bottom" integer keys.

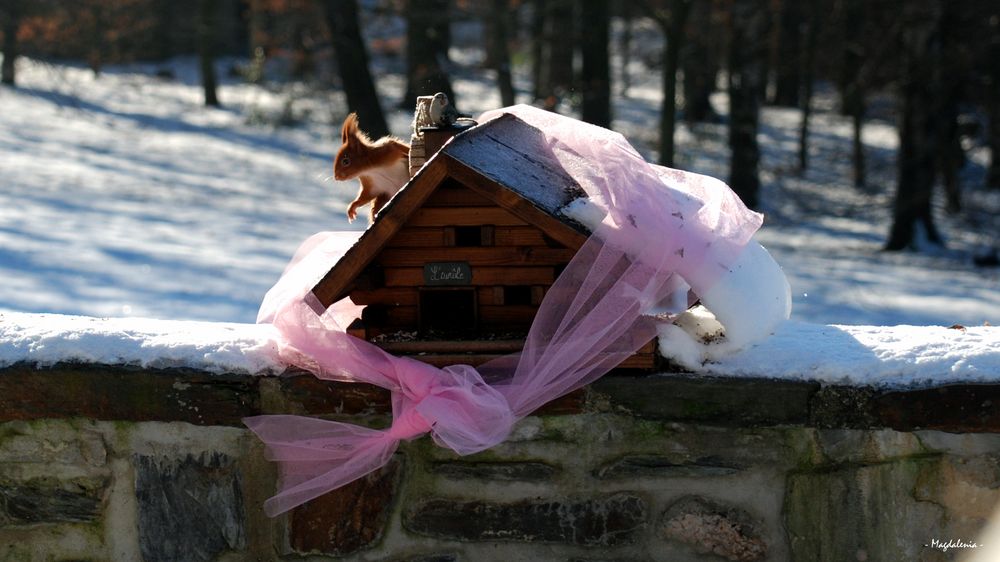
[{"left": 0, "top": 312, "right": 283, "bottom": 375}]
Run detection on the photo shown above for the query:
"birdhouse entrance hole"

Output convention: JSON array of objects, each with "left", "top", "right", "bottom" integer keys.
[{"left": 419, "top": 288, "right": 478, "bottom": 335}]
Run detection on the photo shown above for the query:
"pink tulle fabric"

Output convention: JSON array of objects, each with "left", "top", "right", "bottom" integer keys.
[{"left": 244, "top": 105, "right": 762, "bottom": 516}]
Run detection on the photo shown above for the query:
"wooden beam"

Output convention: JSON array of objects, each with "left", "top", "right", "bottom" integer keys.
[{"left": 375, "top": 247, "right": 576, "bottom": 267}]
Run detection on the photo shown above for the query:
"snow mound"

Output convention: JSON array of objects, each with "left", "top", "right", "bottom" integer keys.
[
  {"left": 0, "top": 312, "right": 283, "bottom": 375},
  {"left": 659, "top": 241, "right": 793, "bottom": 365}
]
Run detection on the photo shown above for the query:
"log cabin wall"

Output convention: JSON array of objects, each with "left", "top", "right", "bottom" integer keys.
[{"left": 347, "top": 177, "right": 575, "bottom": 341}]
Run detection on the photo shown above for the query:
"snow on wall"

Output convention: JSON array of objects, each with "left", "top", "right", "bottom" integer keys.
[
  {"left": 1, "top": 311, "right": 998, "bottom": 389},
  {"left": 0, "top": 312, "right": 283, "bottom": 375},
  {"left": 665, "top": 321, "right": 1000, "bottom": 389}
]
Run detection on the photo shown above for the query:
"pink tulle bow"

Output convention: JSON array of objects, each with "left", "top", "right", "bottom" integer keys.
[
  {"left": 245, "top": 105, "right": 762, "bottom": 517},
  {"left": 245, "top": 303, "right": 517, "bottom": 516}
]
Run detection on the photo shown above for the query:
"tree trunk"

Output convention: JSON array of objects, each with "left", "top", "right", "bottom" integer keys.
[
  {"left": 657, "top": 0, "right": 691, "bottom": 167},
  {"left": 580, "top": 0, "right": 611, "bottom": 128},
  {"left": 88, "top": 1, "right": 106, "bottom": 76},
  {"left": 681, "top": 0, "right": 716, "bottom": 123},
  {"left": 797, "top": 3, "right": 818, "bottom": 173},
  {"left": 402, "top": 0, "right": 456, "bottom": 110},
  {"left": 840, "top": 0, "right": 866, "bottom": 187},
  {"left": 199, "top": 0, "right": 221, "bottom": 107},
  {"left": 1, "top": 2, "right": 20, "bottom": 87},
  {"left": 728, "top": 0, "right": 769, "bottom": 210},
  {"left": 619, "top": 2, "right": 633, "bottom": 97},
  {"left": 850, "top": 101, "right": 866, "bottom": 187},
  {"left": 152, "top": 0, "right": 176, "bottom": 61},
  {"left": 290, "top": 4, "right": 315, "bottom": 80},
  {"left": 488, "top": 0, "right": 516, "bottom": 107},
  {"left": 990, "top": 101, "right": 1000, "bottom": 189},
  {"left": 320, "top": 0, "right": 390, "bottom": 138},
  {"left": 886, "top": 1, "right": 944, "bottom": 251},
  {"left": 771, "top": 0, "right": 801, "bottom": 107},
  {"left": 536, "top": 0, "right": 574, "bottom": 109},
  {"left": 985, "top": 6, "right": 1000, "bottom": 189},
  {"left": 530, "top": 0, "right": 546, "bottom": 101}
]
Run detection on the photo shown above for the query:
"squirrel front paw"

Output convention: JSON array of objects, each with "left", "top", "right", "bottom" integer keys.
[{"left": 346, "top": 205, "right": 358, "bottom": 223}]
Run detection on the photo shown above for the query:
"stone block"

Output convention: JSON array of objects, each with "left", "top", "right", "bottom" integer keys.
[
  {"left": 276, "top": 371, "right": 392, "bottom": 416},
  {"left": 0, "top": 422, "right": 107, "bottom": 467},
  {"left": 0, "top": 477, "right": 106, "bottom": 524},
  {"left": 809, "top": 385, "right": 878, "bottom": 429},
  {"left": 660, "top": 496, "right": 767, "bottom": 561},
  {"left": 134, "top": 452, "right": 247, "bottom": 562},
  {"left": 429, "top": 461, "right": 557, "bottom": 481},
  {"left": 785, "top": 455, "right": 947, "bottom": 562},
  {"left": 404, "top": 493, "right": 646, "bottom": 546},
  {"left": 594, "top": 454, "right": 741, "bottom": 479},
  {"left": 0, "top": 364, "right": 259, "bottom": 426},
  {"left": 875, "top": 385, "right": 1000, "bottom": 433},
  {"left": 288, "top": 458, "right": 400, "bottom": 556},
  {"left": 592, "top": 375, "right": 816, "bottom": 427}
]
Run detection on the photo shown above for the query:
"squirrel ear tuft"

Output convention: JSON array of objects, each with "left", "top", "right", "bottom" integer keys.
[{"left": 342, "top": 113, "right": 359, "bottom": 143}]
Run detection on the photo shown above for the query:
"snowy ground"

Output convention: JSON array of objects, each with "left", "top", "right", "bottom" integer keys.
[
  {"left": 1, "top": 54, "right": 995, "bottom": 327},
  {"left": 0, "top": 25, "right": 998, "bottom": 386}
]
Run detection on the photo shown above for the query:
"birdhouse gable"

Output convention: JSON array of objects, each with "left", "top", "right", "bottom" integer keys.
[
  {"left": 311, "top": 114, "right": 591, "bottom": 310},
  {"left": 309, "top": 114, "right": 660, "bottom": 369}
]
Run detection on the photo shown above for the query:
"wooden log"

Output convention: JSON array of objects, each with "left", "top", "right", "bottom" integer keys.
[
  {"left": 424, "top": 187, "right": 494, "bottom": 207},
  {"left": 384, "top": 266, "right": 557, "bottom": 287},
  {"left": 480, "top": 305, "right": 538, "bottom": 327},
  {"left": 388, "top": 226, "right": 556, "bottom": 248},
  {"left": 376, "top": 339, "right": 526, "bottom": 354},
  {"left": 376, "top": 247, "right": 576, "bottom": 267},
  {"left": 494, "top": 226, "right": 554, "bottom": 247},
  {"left": 385, "top": 228, "right": 448, "bottom": 247},
  {"left": 349, "top": 288, "right": 420, "bottom": 306},
  {"left": 406, "top": 207, "right": 528, "bottom": 227},
  {"left": 395, "top": 351, "right": 655, "bottom": 370}
]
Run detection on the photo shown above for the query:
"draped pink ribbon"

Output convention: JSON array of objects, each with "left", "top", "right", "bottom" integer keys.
[{"left": 244, "top": 105, "right": 762, "bottom": 517}]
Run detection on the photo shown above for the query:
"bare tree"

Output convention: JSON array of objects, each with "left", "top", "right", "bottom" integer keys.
[
  {"left": 770, "top": 0, "right": 801, "bottom": 107},
  {"left": 1, "top": 1, "right": 22, "bottom": 86},
  {"left": 681, "top": 0, "right": 718, "bottom": 124},
  {"left": 402, "top": 0, "right": 456, "bottom": 110},
  {"left": 885, "top": 1, "right": 944, "bottom": 250},
  {"left": 640, "top": 0, "right": 692, "bottom": 167},
  {"left": 199, "top": 0, "right": 221, "bottom": 107},
  {"left": 982, "top": 4, "right": 1000, "bottom": 189},
  {"left": 580, "top": 0, "right": 611, "bottom": 128},
  {"left": 728, "top": 0, "right": 769, "bottom": 210},
  {"left": 487, "top": 0, "right": 515, "bottom": 107},
  {"left": 534, "top": 0, "right": 574, "bottom": 109},
  {"left": 839, "top": 0, "right": 867, "bottom": 187},
  {"left": 797, "top": 0, "right": 820, "bottom": 173},
  {"left": 319, "top": 0, "right": 390, "bottom": 138}
]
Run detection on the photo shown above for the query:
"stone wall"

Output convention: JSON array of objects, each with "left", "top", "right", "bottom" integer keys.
[{"left": 2, "top": 363, "right": 1000, "bottom": 561}]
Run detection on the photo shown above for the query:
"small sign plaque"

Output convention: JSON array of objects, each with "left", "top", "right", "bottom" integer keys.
[{"left": 424, "top": 262, "right": 472, "bottom": 286}]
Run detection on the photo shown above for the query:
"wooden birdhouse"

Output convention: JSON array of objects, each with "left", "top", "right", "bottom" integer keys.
[{"left": 311, "top": 114, "right": 659, "bottom": 370}]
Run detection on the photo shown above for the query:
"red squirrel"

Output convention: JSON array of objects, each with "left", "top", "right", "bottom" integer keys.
[{"left": 334, "top": 113, "right": 411, "bottom": 223}]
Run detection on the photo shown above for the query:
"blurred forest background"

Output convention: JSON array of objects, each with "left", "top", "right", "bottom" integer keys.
[{"left": 1, "top": 0, "right": 998, "bottom": 255}]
